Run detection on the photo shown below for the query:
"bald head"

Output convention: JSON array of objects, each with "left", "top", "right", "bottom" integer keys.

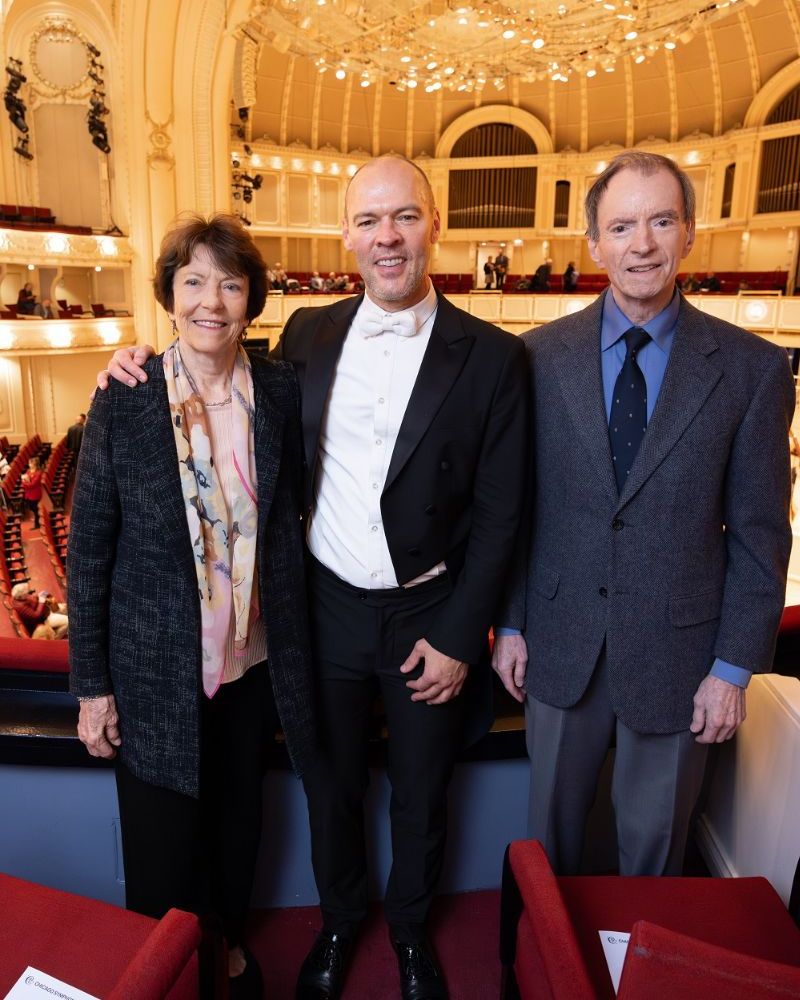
[{"left": 344, "top": 154, "right": 435, "bottom": 221}]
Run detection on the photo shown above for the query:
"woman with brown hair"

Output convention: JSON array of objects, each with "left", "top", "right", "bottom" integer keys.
[{"left": 68, "top": 214, "right": 315, "bottom": 996}]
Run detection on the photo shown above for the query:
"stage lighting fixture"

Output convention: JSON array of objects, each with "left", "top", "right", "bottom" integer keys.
[
  {"left": 92, "top": 134, "right": 111, "bottom": 154},
  {"left": 238, "top": 107, "right": 249, "bottom": 121},
  {"left": 14, "top": 137, "right": 33, "bottom": 160},
  {"left": 86, "top": 43, "right": 101, "bottom": 58}
]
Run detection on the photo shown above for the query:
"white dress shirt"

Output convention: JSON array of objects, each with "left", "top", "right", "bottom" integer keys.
[{"left": 307, "top": 281, "right": 446, "bottom": 589}]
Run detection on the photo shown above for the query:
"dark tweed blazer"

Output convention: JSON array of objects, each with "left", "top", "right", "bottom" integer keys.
[
  {"left": 500, "top": 291, "right": 795, "bottom": 734},
  {"left": 68, "top": 353, "right": 316, "bottom": 796}
]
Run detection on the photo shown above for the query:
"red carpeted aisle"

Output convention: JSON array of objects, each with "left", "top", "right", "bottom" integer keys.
[{"left": 246, "top": 890, "right": 501, "bottom": 999}]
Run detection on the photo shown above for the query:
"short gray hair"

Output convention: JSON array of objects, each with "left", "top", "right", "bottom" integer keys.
[{"left": 585, "top": 151, "right": 696, "bottom": 242}]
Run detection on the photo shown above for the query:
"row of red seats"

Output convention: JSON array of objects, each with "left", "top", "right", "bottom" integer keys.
[
  {"left": 0, "top": 509, "right": 29, "bottom": 637},
  {"left": 42, "top": 510, "right": 68, "bottom": 584},
  {"left": 0, "top": 202, "right": 92, "bottom": 236},
  {"left": 1, "top": 301, "right": 115, "bottom": 320},
  {"left": 1, "top": 435, "right": 49, "bottom": 512},
  {"left": 43, "top": 436, "right": 71, "bottom": 509}
]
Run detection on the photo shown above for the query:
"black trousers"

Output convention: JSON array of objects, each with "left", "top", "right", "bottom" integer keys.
[
  {"left": 114, "top": 660, "right": 278, "bottom": 947},
  {"left": 23, "top": 498, "right": 39, "bottom": 527},
  {"left": 303, "top": 559, "right": 466, "bottom": 944}
]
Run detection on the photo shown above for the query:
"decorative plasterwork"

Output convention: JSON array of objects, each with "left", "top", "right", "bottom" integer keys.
[
  {"left": 737, "top": 9, "right": 761, "bottom": 96},
  {"left": 27, "top": 16, "right": 96, "bottom": 102},
  {"left": 704, "top": 24, "right": 723, "bottom": 137},
  {"left": 0, "top": 317, "right": 136, "bottom": 356},
  {"left": 233, "top": 33, "right": 262, "bottom": 109},
  {"left": 0, "top": 229, "right": 133, "bottom": 267},
  {"left": 145, "top": 112, "right": 175, "bottom": 169}
]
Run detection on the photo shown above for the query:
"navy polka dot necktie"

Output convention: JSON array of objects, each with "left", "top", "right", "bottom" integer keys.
[{"left": 609, "top": 326, "right": 651, "bottom": 494}]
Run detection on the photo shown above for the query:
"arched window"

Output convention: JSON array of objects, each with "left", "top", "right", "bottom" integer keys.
[
  {"left": 766, "top": 84, "right": 800, "bottom": 125},
  {"left": 451, "top": 123, "right": 536, "bottom": 157}
]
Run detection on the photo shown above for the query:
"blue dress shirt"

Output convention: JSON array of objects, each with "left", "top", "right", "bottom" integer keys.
[{"left": 497, "top": 288, "right": 751, "bottom": 688}]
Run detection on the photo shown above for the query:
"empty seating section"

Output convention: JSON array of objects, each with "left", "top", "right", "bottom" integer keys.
[
  {"left": 44, "top": 436, "right": 71, "bottom": 509},
  {"left": 0, "top": 203, "right": 91, "bottom": 235},
  {"left": 42, "top": 510, "right": 68, "bottom": 583}
]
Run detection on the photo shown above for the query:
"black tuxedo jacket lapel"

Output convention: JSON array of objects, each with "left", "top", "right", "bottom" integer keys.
[
  {"left": 385, "top": 292, "right": 474, "bottom": 490},
  {"left": 301, "top": 295, "right": 362, "bottom": 506}
]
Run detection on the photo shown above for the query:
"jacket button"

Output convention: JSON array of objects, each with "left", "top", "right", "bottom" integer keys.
[
  {"left": 440, "top": 460, "right": 450, "bottom": 471},
  {"left": 599, "top": 587, "right": 608, "bottom": 598},
  {"left": 612, "top": 518, "right": 624, "bottom": 531},
  {"left": 425, "top": 504, "right": 436, "bottom": 515},
  {"left": 408, "top": 547, "right": 421, "bottom": 557}
]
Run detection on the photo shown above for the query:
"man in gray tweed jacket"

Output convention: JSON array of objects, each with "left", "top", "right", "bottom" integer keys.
[{"left": 494, "top": 150, "right": 795, "bottom": 877}]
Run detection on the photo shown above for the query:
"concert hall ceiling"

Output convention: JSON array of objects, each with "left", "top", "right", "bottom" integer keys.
[{"left": 240, "top": 0, "right": 800, "bottom": 154}]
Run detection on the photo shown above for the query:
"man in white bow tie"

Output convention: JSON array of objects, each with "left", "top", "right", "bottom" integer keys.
[{"left": 100, "top": 154, "right": 528, "bottom": 1000}]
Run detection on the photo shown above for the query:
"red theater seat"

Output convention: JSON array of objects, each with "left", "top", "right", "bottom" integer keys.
[
  {"left": 501, "top": 839, "right": 800, "bottom": 999},
  {"left": 0, "top": 873, "right": 202, "bottom": 999}
]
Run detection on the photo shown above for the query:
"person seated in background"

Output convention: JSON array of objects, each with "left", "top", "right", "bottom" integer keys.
[
  {"left": 17, "top": 282, "right": 36, "bottom": 315},
  {"left": 323, "top": 270, "right": 338, "bottom": 291},
  {"left": 11, "top": 583, "right": 68, "bottom": 639},
  {"left": 272, "top": 262, "right": 288, "bottom": 291},
  {"left": 0, "top": 450, "right": 8, "bottom": 479},
  {"left": 309, "top": 271, "right": 324, "bottom": 291},
  {"left": 34, "top": 297, "right": 58, "bottom": 319},
  {"left": 681, "top": 272, "right": 700, "bottom": 292},
  {"left": 562, "top": 261, "right": 579, "bottom": 292},
  {"left": 335, "top": 273, "right": 351, "bottom": 292},
  {"left": 531, "top": 259, "right": 553, "bottom": 291},
  {"left": 700, "top": 271, "right": 721, "bottom": 292},
  {"left": 32, "top": 623, "right": 56, "bottom": 640}
]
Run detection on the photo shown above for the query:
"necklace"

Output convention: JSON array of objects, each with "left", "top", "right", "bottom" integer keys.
[{"left": 203, "top": 394, "right": 232, "bottom": 407}]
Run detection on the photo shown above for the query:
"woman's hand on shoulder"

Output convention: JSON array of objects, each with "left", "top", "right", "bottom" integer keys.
[{"left": 77, "top": 694, "right": 122, "bottom": 758}]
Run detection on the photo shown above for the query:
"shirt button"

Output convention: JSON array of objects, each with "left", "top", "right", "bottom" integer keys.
[
  {"left": 599, "top": 587, "right": 608, "bottom": 598},
  {"left": 371, "top": 572, "right": 378, "bottom": 578},
  {"left": 371, "top": 525, "right": 379, "bottom": 532},
  {"left": 384, "top": 350, "right": 390, "bottom": 357},
  {"left": 378, "top": 397, "right": 385, "bottom": 404},
  {"left": 372, "top": 482, "right": 379, "bottom": 490},
  {"left": 376, "top": 439, "right": 382, "bottom": 446},
  {"left": 612, "top": 518, "right": 624, "bottom": 531}
]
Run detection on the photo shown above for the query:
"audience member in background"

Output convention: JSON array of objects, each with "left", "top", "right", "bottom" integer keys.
[
  {"left": 562, "top": 261, "right": 579, "bottom": 292},
  {"left": 21, "top": 456, "right": 43, "bottom": 529},
  {"left": 483, "top": 256, "right": 495, "bottom": 289},
  {"left": 66, "top": 413, "right": 86, "bottom": 456},
  {"left": 700, "top": 271, "right": 721, "bottom": 292},
  {"left": 17, "top": 282, "right": 36, "bottom": 315},
  {"left": 32, "top": 622, "right": 56, "bottom": 640},
  {"left": 323, "top": 270, "right": 338, "bottom": 291},
  {"left": 494, "top": 248, "right": 509, "bottom": 289},
  {"left": 34, "top": 297, "right": 58, "bottom": 319},
  {"left": 273, "top": 262, "right": 289, "bottom": 291},
  {"left": 532, "top": 259, "right": 553, "bottom": 292},
  {"left": 309, "top": 271, "right": 325, "bottom": 291},
  {"left": 69, "top": 213, "right": 315, "bottom": 998},
  {"left": 0, "top": 450, "right": 8, "bottom": 479},
  {"left": 681, "top": 273, "right": 700, "bottom": 292},
  {"left": 11, "top": 584, "right": 68, "bottom": 639}
]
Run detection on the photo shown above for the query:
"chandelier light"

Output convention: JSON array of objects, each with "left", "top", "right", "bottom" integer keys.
[{"left": 246, "top": 0, "right": 755, "bottom": 92}]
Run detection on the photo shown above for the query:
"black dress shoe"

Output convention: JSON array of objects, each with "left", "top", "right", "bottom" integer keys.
[
  {"left": 229, "top": 944, "right": 264, "bottom": 1000},
  {"left": 295, "top": 930, "right": 352, "bottom": 999},
  {"left": 392, "top": 939, "right": 448, "bottom": 1000}
]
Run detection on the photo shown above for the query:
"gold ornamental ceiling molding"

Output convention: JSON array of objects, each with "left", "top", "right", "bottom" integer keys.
[{"left": 241, "top": 0, "right": 762, "bottom": 92}]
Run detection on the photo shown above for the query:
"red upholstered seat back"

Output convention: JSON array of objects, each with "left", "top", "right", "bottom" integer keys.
[
  {"left": 618, "top": 920, "right": 800, "bottom": 999},
  {"left": 0, "top": 635, "right": 69, "bottom": 672},
  {"left": 0, "top": 873, "right": 199, "bottom": 998}
]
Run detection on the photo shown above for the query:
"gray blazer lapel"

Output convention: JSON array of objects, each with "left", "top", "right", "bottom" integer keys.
[
  {"left": 619, "top": 300, "right": 721, "bottom": 506},
  {"left": 384, "top": 293, "right": 473, "bottom": 490},
  {"left": 252, "top": 373, "right": 285, "bottom": 524},
  {"left": 553, "top": 293, "right": 618, "bottom": 501}
]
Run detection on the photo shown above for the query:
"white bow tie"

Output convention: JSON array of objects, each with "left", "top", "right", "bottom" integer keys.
[{"left": 361, "top": 310, "right": 417, "bottom": 339}]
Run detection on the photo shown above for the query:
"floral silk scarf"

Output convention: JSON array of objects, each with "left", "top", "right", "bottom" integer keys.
[{"left": 163, "top": 340, "right": 258, "bottom": 697}]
